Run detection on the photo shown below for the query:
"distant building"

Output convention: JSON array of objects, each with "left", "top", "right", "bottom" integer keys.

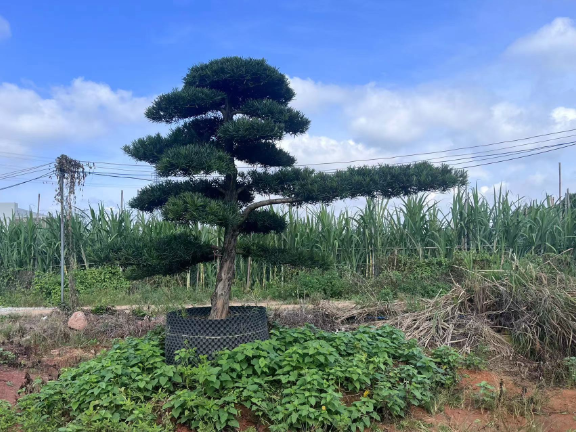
[{"left": 0, "top": 202, "right": 45, "bottom": 222}]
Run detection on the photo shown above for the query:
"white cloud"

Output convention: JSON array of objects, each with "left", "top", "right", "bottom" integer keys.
[
  {"left": 280, "top": 134, "right": 381, "bottom": 166},
  {"left": 505, "top": 17, "right": 576, "bottom": 70},
  {"left": 0, "top": 78, "right": 150, "bottom": 152},
  {"left": 288, "top": 77, "right": 349, "bottom": 113},
  {"left": 285, "top": 17, "right": 576, "bottom": 204},
  {"left": 290, "top": 80, "right": 539, "bottom": 150},
  {"left": 551, "top": 107, "right": 576, "bottom": 128},
  {"left": 0, "top": 15, "right": 10, "bottom": 41}
]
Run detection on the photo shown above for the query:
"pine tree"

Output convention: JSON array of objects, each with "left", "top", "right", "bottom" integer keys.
[{"left": 124, "top": 57, "right": 467, "bottom": 319}]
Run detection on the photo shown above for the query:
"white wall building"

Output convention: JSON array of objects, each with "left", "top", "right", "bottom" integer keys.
[{"left": 0, "top": 202, "right": 44, "bottom": 221}]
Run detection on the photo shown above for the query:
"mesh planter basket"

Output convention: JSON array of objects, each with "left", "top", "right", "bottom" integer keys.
[{"left": 165, "top": 306, "right": 269, "bottom": 364}]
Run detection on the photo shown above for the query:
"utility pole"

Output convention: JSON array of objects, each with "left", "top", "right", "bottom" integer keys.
[
  {"left": 120, "top": 190, "right": 124, "bottom": 211},
  {"left": 37, "top": 193, "right": 40, "bottom": 220},
  {"left": 59, "top": 170, "right": 65, "bottom": 304},
  {"left": 559, "top": 162, "right": 562, "bottom": 201}
]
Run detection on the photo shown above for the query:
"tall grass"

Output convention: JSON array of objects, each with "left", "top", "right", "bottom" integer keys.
[{"left": 1, "top": 187, "right": 574, "bottom": 288}]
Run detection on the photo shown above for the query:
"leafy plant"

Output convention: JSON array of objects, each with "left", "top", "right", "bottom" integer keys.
[
  {"left": 431, "top": 346, "right": 462, "bottom": 386},
  {"left": 91, "top": 304, "right": 115, "bottom": 315},
  {"left": 462, "top": 347, "right": 489, "bottom": 371},
  {"left": 0, "top": 347, "right": 17, "bottom": 366},
  {"left": 473, "top": 381, "right": 498, "bottom": 410},
  {"left": 17, "top": 332, "right": 180, "bottom": 428},
  {"left": 0, "top": 400, "right": 18, "bottom": 432}
]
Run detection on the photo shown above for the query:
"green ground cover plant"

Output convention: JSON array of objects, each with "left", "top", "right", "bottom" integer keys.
[{"left": 3, "top": 325, "right": 461, "bottom": 431}]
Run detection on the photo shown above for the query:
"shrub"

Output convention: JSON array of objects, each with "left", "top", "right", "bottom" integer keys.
[
  {"left": 266, "top": 268, "right": 350, "bottom": 300},
  {"left": 31, "top": 266, "right": 131, "bottom": 306}
]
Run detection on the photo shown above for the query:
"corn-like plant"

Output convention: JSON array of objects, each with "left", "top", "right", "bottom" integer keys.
[{"left": 1, "top": 187, "right": 575, "bottom": 289}]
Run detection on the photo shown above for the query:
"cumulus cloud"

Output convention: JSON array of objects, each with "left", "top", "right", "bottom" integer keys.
[
  {"left": 0, "top": 15, "right": 10, "bottom": 41},
  {"left": 280, "top": 134, "right": 381, "bottom": 167},
  {"left": 0, "top": 78, "right": 151, "bottom": 153},
  {"left": 289, "top": 79, "right": 542, "bottom": 151},
  {"left": 505, "top": 17, "right": 576, "bottom": 70},
  {"left": 551, "top": 107, "right": 576, "bottom": 128},
  {"left": 285, "top": 17, "right": 576, "bottom": 203}
]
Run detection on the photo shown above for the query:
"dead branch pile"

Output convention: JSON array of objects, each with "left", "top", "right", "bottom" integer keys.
[{"left": 270, "top": 267, "right": 576, "bottom": 361}]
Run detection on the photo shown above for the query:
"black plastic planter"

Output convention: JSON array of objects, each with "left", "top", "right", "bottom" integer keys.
[{"left": 165, "top": 306, "right": 269, "bottom": 364}]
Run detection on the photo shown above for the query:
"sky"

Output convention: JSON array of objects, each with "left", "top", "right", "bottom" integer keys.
[{"left": 1, "top": 0, "right": 576, "bottom": 213}]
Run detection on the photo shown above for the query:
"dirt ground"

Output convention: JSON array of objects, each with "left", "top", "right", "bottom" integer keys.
[
  {"left": 385, "top": 369, "right": 576, "bottom": 432},
  {"left": 0, "top": 344, "right": 101, "bottom": 404}
]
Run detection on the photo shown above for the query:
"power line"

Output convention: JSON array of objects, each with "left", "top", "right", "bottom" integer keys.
[
  {"left": 283, "top": 128, "right": 576, "bottom": 167},
  {"left": 0, "top": 172, "right": 53, "bottom": 191},
  {"left": 316, "top": 139, "right": 576, "bottom": 173},
  {"left": 0, "top": 151, "right": 53, "bottom": 161},
  {"left": 389, "top": 133, "right": 576, "bottom": 166},
  {"left": 3, "top": 128, "right": 576, "bottom": 181},
  {"left": 461, "top": 141, "right": 576, "bottom": 169},
  {"left": 408, "top": 140, "right": 576, "bottom": 167},
  {"left": 0, "top": 165, "right": 53, "bottom": 181},
  {"left": 91, "top": 172, "right": 153, "bottom": 182},
  {"left": 72, "top": 127, "right": 576, "bottom": 169}
]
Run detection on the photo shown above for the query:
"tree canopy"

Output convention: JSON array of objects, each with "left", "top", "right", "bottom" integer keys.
[{"left": 120, "top": 56, "right": 467, "bottom": 318}]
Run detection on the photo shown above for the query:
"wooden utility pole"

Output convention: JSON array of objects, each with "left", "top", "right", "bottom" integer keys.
[
  {"left": 36, "top": 193, "right": 40, "bottom": 220},
  {"left": 120, "top": 190, "right": 124, "bottom": 211}
]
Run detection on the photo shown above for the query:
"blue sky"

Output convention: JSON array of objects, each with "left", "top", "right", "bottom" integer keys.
[{"left": 1, "top": 0, "right": 576, "bottom": 212}]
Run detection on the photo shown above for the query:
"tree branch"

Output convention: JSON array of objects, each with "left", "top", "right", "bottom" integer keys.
[{"left": 241, "top": 197, "right": 298, "bottom": 222}]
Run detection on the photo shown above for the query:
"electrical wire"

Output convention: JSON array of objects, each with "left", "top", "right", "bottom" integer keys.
[
  {"left": 71, "top": 127, "right": 576, "bottom": 169},
  {"left": 460, "top": 141, "right": 576, "bottom": 169},
  {"left": 0, "top": 172, "right": 53, "bottom": 191},
  {"left": 0, "top": 167, "right": 53, "bottom": 181}
]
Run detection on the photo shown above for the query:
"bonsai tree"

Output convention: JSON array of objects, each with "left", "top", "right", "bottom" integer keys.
[{"left": 123, "top": 57, "right": 467, "bottom": 319}]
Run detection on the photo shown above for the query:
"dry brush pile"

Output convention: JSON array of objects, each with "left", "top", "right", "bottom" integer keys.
[{"left": 272, "top": 257, "right": 576, "bottom": 365}]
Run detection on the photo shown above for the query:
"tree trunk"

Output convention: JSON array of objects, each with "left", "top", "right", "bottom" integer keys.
[{"left": 209, "top": 228, "right": 239, "bottom": 319}]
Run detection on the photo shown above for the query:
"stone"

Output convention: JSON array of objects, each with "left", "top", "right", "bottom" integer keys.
[{"left": 67, "top": 311, "right": 87, "bottom": 331}]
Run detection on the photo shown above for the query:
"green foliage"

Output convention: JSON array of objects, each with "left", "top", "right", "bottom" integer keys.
[
  {"left": 564, "top": 357, "right": 576, "bottom": 387},
  {"left": 461, "top": 347, "right": 489, "bottom": 371},
  {"left": 431, "top": 346, "right": 462, "bottom": 386},
  {"left": 472, "top": 381, "right": 498, "bottom": 410},
  {"left": 30, "top": 266, "right": 131, "bottom": 306},
  {"left": 9, "top": 325, "right": 461, "bottom": 431},
  {"left": 17, "top": 333, "right": 180, "bottom": 429},
  {"left": 0, "top": 347, "right": 17, "bottom": 365},
  {"left": 265, "top": 268, "right": 348, "bottom": 300},
  {"left": 246, "top": 163, "right": 466, "bottom": 205},
  {"left": 4, "top": 184, "right": 576, "bottom": 298},
  {"left": 91, "top": 304, "right": 114, "bottom": 315},
  {"left": 117, "top": 55, "right": 466, "bottom": 307},
  {"left": 92, "top": 230, "right": 214, "bottom": 280},
  {"left": 167, "top": 325, "right": 459, "bottom": 431},
  {"left": 0, "top": 400, "right": 17, "bottom": 432}
]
